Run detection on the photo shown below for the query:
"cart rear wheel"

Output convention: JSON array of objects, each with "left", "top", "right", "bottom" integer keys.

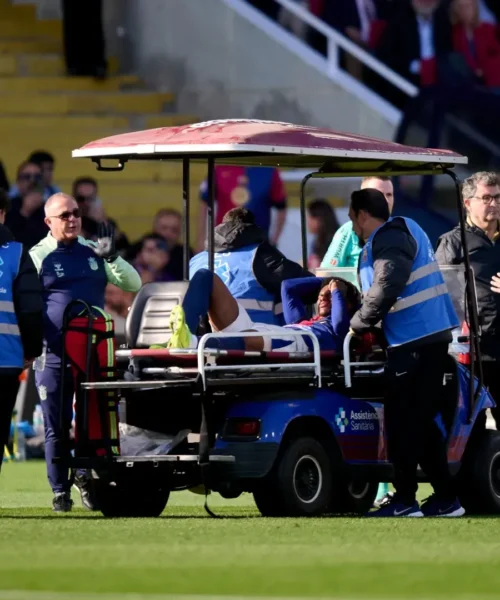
[
  {"left": 457, "top": 429, "right": 500, "bottom": 515},
  {"left": 253, "top": 437, "right": 332, "bottom": 517},
  {"left": 93, "top": 479, "right": 170, "bottom": 518}
]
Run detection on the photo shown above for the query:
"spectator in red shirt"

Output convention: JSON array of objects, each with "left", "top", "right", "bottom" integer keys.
[
  {"left": 197, "top": 166, "right": 287, "bottom": 252},
  {"left": 451, "top": 0, "right": 500, "bottom": 88}
]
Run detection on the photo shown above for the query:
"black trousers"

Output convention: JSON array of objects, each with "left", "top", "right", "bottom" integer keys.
[
  {"left": 61, "top": 0, "right": 106, "bottom": 76},
  {"left": 0, "top": 373, "right": 21, "bottom": 472},
  {"left": 385, "top": 342, "right": 454, "bottom": 505}
]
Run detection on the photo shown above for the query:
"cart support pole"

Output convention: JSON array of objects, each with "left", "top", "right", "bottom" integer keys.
[
  {"left": 182, "top": 158, "right": 190, "bottom": 281},
  {"left": 444, "top": 169, "right": 483, "bottom": 419},
  {"left": 299, "top": 172, "right": 314, "bottom": 268},
  {"left": 207, "top": 157, "right": 215, "bottom": 274}
]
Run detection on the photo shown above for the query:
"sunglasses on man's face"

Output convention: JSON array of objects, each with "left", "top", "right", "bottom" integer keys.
[{"left": 49, "top": 208, "right": 81, "bottom": 221}]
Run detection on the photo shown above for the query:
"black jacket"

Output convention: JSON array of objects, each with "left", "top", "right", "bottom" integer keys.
[
  {"left": 212, "top": 221, "right": 312, "bottom": 300},
  {"left": 436, "top": 223, "right": 500, "bottom": 358},
  {"left": 351, "top": 218, "right": 451, "bottom": 349},
  {"left": 0, "top": 223, "right": 44, "bottom": 370},
  {"left": 376, "top": 3, "right": 452, "bottom": 85}
]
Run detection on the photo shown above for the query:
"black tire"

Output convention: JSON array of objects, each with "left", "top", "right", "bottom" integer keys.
[
  {"left": 457, "top": 429, "right": 500, "bottom": 514},
  {"left": 93, "top": 480, "right": 170, "bottom": 518},
  {"left": 334, "top": 478, "right": 379, "bottom": 514},
  {"left": 254, "top": 437, "right": 333, "bottom": 517}
]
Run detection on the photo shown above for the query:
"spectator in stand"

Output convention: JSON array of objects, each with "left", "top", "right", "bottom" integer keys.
[
  {"left": 278, "top": 0, "right": 309, "bottom": 40},
  {"left": 5, "top": 162, "right": 47, "bottom": 248},
  {"left": 197, "top": 166, "right": 287, "bottom": 252},
  {"left": 73, "top": 177, "right": 130, "bottom": 255},
  {"left": 478, "top": 0, "right": 499, "bottom": 23},
  {"left": 104, "top": 283, "right": 135, "bottom": 344},
  {"left": 450, "top": 0, "right": 500, "bottom": 88},
  {"left": 9, "top": 151, "right": 60, "bottom": 202},
  {"left": 307, "top": 199, "right": 340, "bottom": 269},
  {"left": 376, "top": 0, "right": 452, "bottom": 96},
  {"left": 62, "top": 0, "right": 107, "bottom": 78},
  {"left": 133, "top": 235, "right": 173, "bottom": 285},
  {"left": 128, "top": 208, "right": 191, "bottom": 281},
  {"left": 29, "top": 151, "right": 61, "bottom": 200}
]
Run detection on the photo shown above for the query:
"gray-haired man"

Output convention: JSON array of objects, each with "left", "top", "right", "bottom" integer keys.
[{"left": 436, "top": 171, "right": 500, "bottom": 427}]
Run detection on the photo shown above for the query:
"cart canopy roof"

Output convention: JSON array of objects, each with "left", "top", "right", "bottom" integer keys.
[{"left": 72, "top": 119, "right": 467, "bottom": 174}]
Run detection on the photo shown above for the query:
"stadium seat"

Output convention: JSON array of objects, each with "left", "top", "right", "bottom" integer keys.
[{"left": 125, "top": 281, "right": 189, "bottom": 348}]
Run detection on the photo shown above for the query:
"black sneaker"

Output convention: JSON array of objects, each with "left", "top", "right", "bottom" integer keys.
[
  {"left": 73, "top": 471, "right": 99, "bottom": 511},
  {"left": 52, "top": 492, "right": 73, "bottom": 513}
]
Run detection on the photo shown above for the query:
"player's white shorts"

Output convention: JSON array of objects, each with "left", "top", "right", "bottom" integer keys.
[{"left": 220, "top": 302, "right": 310, "bottom": 352}]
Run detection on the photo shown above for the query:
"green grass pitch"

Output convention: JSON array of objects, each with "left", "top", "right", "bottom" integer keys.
[{"left": 1, "top": 461, "right": 500, "bottom": 599}]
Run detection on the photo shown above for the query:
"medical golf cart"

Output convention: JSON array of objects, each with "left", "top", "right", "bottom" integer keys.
[{"left": 61, "top": 119, "right": 498, "bottom": 518}]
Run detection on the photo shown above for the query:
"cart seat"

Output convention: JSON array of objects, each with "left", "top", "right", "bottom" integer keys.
[{"left": 125, "top": 281, "right": 190, "bottom": 348}]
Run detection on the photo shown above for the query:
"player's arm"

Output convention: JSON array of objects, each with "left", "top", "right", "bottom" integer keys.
[
  {"left": 329, "top": 282, "right": 350, "bottom": 344},
  {"left": 281, "top": 276, "right": 323, "bottom": 324}
]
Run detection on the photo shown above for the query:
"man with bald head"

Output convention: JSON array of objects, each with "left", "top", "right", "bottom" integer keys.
[
  {"left": 321, "top": 177, "right": 394, "bottom": 269},
  {"left": 30, "top": 193, "right": 141, "bottom": 512}
]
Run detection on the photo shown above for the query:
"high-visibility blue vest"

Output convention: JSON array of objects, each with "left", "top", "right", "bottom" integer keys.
[
  {"left": 0, "top": 242, "right": 24, "bottom": 369},
  {"left": 359, "top": 217, "right": 459, "bottom": 348},
  {"left": 190, "top": 245, "right": 280, "bottom": 324}
]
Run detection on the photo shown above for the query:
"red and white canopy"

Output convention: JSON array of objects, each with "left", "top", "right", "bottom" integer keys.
[{"left": 72, "top": 119, "right": 467, "bottom": 172}]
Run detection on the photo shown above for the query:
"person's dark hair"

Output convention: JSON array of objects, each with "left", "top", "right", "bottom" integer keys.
[
  {"left": 308, "top": 199, "right": 340, "bottom": 260},
  {"left": 222, "top": 207, "right": 255, "bottom": 225},
  {"left": 350, "top": 188, "right": 390, "bottom": 222},
  {"left": 154, "top": 207, "right": 181, "bottom": 221},
  {"left": 16, "top": 161, "right": 41, "bottom": 178},
  {"left": 332, "top": 277, "right": 361, "bottom": 314},
  {"left": 29, "top": 150, "right": 55, "bottom": 165},
  {"left": 0, "top": 188, "right": 10, "bottom": 213},
  {"left": 72, "top": 176, "right": 98, "bottom": 197}
]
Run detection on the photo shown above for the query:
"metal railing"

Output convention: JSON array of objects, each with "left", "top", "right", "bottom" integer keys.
[{"left": 273, "top": 0, "right": 418, "bottom": 98}]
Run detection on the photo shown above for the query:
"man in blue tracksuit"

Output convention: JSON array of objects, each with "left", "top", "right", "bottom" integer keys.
[
  {"left": 30, "top": 193, "right": 141, "bottom": 512},
  {"left": 0, "top": 192, "right": 44, "bottom": 471},
  {"left": 348, "top": 188, "right": 464, "bottom": 518},
  {"left": 190, "top": 207, "right": 311, "bottom": 325}
]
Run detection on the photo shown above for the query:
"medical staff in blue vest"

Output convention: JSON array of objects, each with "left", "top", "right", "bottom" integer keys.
[
  {"left": 190, "top": 207, "right": 311, "bottom": 326},
  {"left": 0, "top": 189, "right": 44, "bottom": 472},
  {"left": 30, "top": 193, "right": 141, "bottom": 513},
  {"left": 348, "top": 188, "right": 465, "bottom": 518}
]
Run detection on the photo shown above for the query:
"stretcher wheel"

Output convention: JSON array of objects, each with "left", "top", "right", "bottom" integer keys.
[
  {"left": 253, "top": 436, "right": 333, "bottom": 517},
  {"left": 92, "top": 478, "right": 170, "bottom": 518},
  {"left": 457, "top": 429, "right": 500, "bottom": 515}
]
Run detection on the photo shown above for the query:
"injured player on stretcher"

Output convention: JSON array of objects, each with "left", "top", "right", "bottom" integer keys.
[{"left": 160, "top": 269, "right": 361, "bottom": 352}]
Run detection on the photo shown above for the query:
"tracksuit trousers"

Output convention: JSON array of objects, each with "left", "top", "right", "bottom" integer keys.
[
  {"left": 385, "top": 341, "right": 455, "bottom": 505},
  {"left": 0, "top": 373, "right": 21, "bottom": 471},
  {"left": 35, "top": 360, "right": 74, "bottom": 493}
]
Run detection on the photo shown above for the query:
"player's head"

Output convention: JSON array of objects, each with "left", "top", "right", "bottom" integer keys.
[
  {"left": 45, "top": 193, "right": 81, "bottom": 243},
  {"left": 317, "top": 278, "right": 361, "bottom": 318},
  {"left": 222, "top": 207, "right": 255, "bottom": 225},
  {"left": 360, "top": 176, "right": 394, "bottom": 214},
  {"left": 349, "top": 188, "right": 390, "bottom": 242}
]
